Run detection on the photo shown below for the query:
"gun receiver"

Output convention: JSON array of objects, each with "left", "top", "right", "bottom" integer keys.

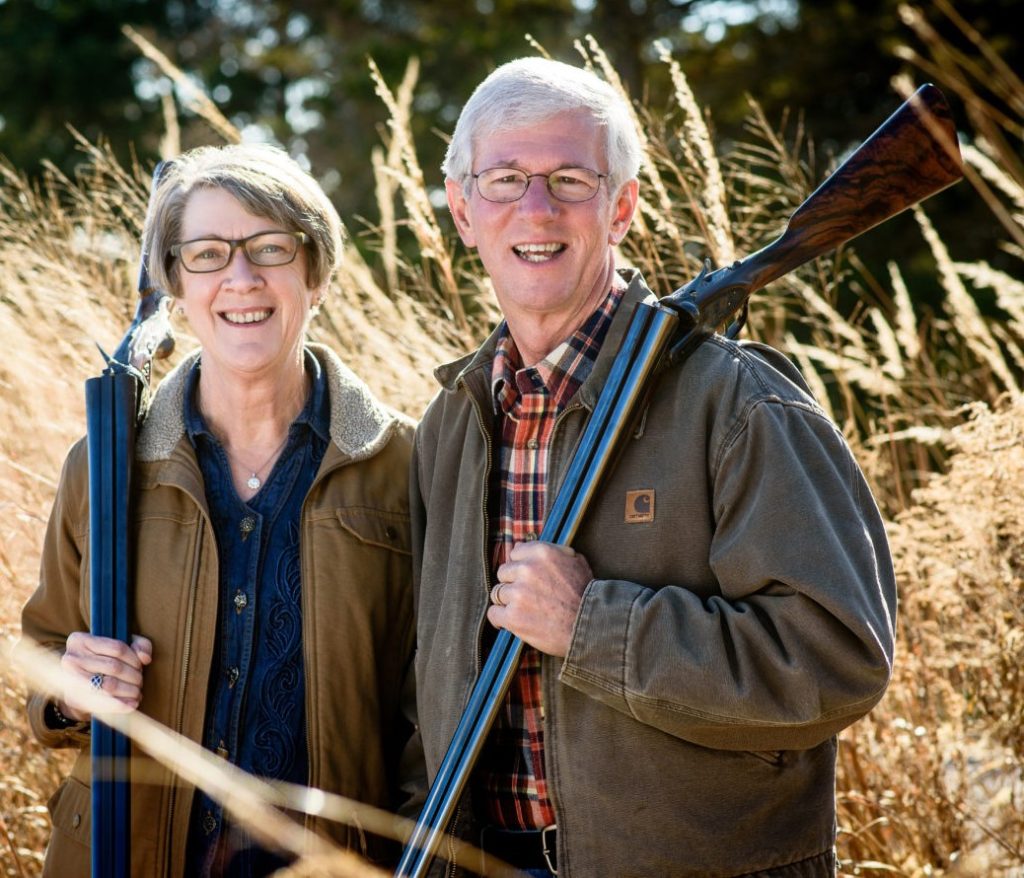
[{"left": 104, "top": 159, "right": 176, "bottom": 417}]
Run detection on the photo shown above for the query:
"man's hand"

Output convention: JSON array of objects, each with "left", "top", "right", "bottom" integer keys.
[
  {"left": 59, "top": 632, "right": 154, "bottom": 721},
  {"left": 487, "top": 541, "right": 593, "bottom": 657}
]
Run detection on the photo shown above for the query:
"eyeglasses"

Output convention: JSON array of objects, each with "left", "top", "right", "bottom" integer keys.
[
  {"left": 472, "top": 167, "right": 608, "bottom": 203},
  {"left": 170, "top": 230, "right": 308, "bottom": 274}
]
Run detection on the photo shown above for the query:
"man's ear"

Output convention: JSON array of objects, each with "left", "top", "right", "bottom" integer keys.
[
  {"left": 608, "top": 178, "right": 639, "bottom": 246},
  {"left": 446, "top": 178, "right": 477, "bottom": 248}
]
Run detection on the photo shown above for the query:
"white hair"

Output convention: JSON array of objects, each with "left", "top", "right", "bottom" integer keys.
[{"left": 442, "top": 57, "right": 642, "bottom": 193}]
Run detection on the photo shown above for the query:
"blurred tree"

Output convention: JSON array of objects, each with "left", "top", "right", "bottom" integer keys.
[
  {"left": 3, "top": 0, "right": 1019, "bottom": 298},
  {"left": 0, "top": 0, "right": 200, "bottom": 176},
  {"left": 658, "top": 0, "right": 1022, "bottom": 302}
]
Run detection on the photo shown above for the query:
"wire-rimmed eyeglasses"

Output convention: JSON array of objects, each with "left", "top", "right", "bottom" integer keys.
[
  {"left": 472, "top": 167, "right": 608, "bottom": 203},
  {"left": 170, "top": 230, "right": 308, "bottom": 274}
]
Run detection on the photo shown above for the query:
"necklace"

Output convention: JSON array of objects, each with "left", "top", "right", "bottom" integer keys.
[{"left": 235, "top": 433, "right": 290, "bottom": 492}]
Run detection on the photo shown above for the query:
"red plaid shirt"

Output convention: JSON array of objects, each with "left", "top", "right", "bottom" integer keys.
[{"left": 478, "top": 283, "right": 624, "bottom": 829}]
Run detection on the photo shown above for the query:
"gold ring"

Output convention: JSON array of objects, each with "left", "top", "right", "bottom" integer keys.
[{"left": 493, "top": 583, "right": 506, "bottom": 607}]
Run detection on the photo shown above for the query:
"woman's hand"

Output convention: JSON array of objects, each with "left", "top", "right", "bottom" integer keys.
[{"left": 59, "top": 632, "right": 154, "bottom": 722}]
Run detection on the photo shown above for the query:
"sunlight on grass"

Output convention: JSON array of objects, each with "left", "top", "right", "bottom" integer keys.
[{"left": 1, "top": 4, "right": 1022, "bottom": 874}]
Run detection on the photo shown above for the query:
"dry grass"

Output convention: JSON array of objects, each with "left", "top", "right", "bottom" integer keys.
[{"left": 3, "top": 5, "right": 1024, "bottom": 875}]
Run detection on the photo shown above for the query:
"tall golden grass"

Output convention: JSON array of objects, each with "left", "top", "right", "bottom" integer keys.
[{"left": 2, "top": 4, "right": 1022, "bottom": 875}]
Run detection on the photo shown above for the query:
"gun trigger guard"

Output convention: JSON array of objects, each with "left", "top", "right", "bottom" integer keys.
[{"left": 725, "top": 301, "right": 749, "bottom": 339}]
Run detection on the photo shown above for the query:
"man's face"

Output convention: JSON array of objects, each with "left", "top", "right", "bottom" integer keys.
[{"left": 446, "top": 110, "right": 637, "bottom": 352}]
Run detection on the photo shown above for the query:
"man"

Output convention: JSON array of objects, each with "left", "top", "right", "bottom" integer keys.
[{"left": 410, "top": 57, "right": 897, "bottom": 877}]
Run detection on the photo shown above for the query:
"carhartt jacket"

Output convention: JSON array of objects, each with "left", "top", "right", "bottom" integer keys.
[
  {"left": 410, "top": 270, "right": 897, "bottom": 877},
  {"left": 22, "top": 343, "right": 420, "bottom": 876}
]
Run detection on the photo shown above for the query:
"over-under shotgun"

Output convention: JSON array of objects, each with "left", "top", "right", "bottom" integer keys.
[{"left": 87, "top": 160, "right": 175, "bottom": 878}]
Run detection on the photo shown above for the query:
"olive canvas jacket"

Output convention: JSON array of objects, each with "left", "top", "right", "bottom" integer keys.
[
  {"left": 410, "top": 270, "right": 897, "bottom": 877},
  {"left": 22, "top": 343, "right": 420, "bottom": 876}
]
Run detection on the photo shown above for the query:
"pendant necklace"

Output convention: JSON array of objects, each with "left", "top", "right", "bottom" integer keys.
[{"left": 239, "top": 433, "right": 290, "bottom": 492}]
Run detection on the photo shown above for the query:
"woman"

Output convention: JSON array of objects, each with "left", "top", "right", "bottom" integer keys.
[{"left": 21, "top": 144, "right": 420, "bottom": 876}]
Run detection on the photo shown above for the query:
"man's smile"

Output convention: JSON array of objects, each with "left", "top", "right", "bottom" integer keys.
[{"left": 513, "top": 242, "right": 566, "bottom": 263}]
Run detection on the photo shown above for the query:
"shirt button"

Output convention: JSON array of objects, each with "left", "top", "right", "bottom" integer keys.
[
  {"left": 526, "top": 438, "right": 539, "bottom": 449},
  {"left": 72, "top": 813, "right": 82, "bottom": 829},
  {"left": 226, "top": 666, "right": 240, "bottom": 688},
  {"left": 239, "top": 516, "right": 256, "bottom": 540},
  {"left": 216, "top": 740, "right": 229, "bottom": 760},
  {"left": 203, "top": 810, "right": 217, "bottom": 835},
  {"left": 526, "top": 532, "right": 538, "bottom": 541},
  {"left": 233, "top": 590, "right": 248, "bottom": 614}
]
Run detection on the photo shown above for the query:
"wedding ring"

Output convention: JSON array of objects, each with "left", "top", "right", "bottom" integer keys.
[
  {"left": 90, "top": 673, "right": 104, "bottom": 691},
  {"left": 492, "top": 583, "right": 506, "bottom": 607}
]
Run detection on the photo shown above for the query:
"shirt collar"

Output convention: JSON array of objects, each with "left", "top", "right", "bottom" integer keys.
[{"left": 491, "top": 284, "right": 625, "bottom": 416}]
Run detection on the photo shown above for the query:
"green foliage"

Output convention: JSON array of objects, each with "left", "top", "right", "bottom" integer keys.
[
  {"left": 0, "top": 0, "right": 170, "bottom": 172},
  {"left": 3, "top": 0, "right": 1018, "bottom": 327}
]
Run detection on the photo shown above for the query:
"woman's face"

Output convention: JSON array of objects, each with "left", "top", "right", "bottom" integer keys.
[{"left": 176, "top": 186, "right": 322, "bottom": 386}]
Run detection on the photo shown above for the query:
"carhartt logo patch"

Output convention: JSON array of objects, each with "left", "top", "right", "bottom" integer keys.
[{"left": 625, "top": 489, "right": 655, "bottom": 523}]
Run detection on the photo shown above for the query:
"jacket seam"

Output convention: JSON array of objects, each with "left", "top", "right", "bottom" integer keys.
[
  {"left": 329, "top": 506, "right": 412, "bottom": 519},
  {"left": 621, "top": 590, "right": 642, "bottom": 721},
  {"left": 565, "top": 662, "right": 887, "bottom": 727},
  {"left": 714, "top": 395, "right": 836, "bottom": 477}
]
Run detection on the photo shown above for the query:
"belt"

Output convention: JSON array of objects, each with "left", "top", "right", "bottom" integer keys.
[{"left": 479, "top": 824, "right": 557, "bottom": 874}]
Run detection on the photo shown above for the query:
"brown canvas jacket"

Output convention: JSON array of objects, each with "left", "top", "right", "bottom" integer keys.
[
  {"left": 22, "top": 343, "right": 420, "bottom": 876},
  {"left": 410, "top": 270, "right": 898, "bottom": 877}
]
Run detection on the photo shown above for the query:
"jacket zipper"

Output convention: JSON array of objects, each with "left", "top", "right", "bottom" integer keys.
[
  {"left": 446, "top": 377, "right": 495, "bottom": 869},
  {"left": 468, "top": 384, "right": 494, "bottom": 673},
  {"left": 164, "top": 519, "right": 204, "bottom": 876},
  {"left": 445, "top": 803, "right": 463, "bottom": 878}
]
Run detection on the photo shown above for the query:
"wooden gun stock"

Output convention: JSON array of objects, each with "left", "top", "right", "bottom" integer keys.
[
  {"left": 665, "top": 82, "right": 962, "bottom": 338},
  {"left": 395, "top": 84, "right": 964, "bottom": 878}
]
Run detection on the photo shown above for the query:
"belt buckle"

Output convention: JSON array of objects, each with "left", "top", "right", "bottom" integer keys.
[{"left": 541, "top": 824, "right": 557, "bottom": 875}]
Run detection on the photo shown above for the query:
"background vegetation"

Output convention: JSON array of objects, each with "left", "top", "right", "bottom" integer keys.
[{"left": 1, "top": 1, "right": 1022, "bottom": 875}]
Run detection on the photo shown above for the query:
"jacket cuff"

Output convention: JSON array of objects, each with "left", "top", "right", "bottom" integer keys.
[
  {"left": 27, "top": 691, "right": 90, "bottom": 748},
  {"left": 560, "top": 578, "right": 644, "bottom": 705}
]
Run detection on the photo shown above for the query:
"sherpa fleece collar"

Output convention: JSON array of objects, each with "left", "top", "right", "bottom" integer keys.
[{"left": 136, "top": 342, "right": 402, "bottom": 464}]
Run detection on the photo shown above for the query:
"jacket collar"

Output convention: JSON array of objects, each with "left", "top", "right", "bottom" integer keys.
[
  {"left": 434, "top": 268, "right": 656, "bottom": 410},
  {"left": 136, "top": 342, "right": 403, "bottom": 464}
]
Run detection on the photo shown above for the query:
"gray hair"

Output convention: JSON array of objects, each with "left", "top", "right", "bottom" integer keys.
[
  {"left": 143, "top": 143, "right": 344, "bottom": 297},
  {"left": 442, "top": 57, "right": 643, "bottom": 193}
]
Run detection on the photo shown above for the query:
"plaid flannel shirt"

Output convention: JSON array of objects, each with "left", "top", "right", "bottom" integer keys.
[{"left": 478, "top": 283, "right": 624, "bottom": 829}]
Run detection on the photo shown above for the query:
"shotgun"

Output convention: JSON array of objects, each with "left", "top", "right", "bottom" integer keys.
[
  {"left": 86, "top": 159, "right": 175, "bottom": 878},
  {"left": 395, "top": 83, "right": 963, "bottom": 877}
]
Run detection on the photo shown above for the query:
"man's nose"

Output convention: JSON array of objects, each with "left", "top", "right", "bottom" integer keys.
[{"left": 518, "top": 176, "right": 560, "bottom": 214}]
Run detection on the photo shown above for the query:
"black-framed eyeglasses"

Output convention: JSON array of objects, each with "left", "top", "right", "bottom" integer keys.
[
  {"left": 170, "top": 230, "right": 308, "bottom": 274},
  {"left": 472, "top": 167, "right": 608, "bottom": 203}
]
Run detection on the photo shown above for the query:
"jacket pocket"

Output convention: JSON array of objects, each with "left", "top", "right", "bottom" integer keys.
[
  {"left": 335, "top": 508, "right": 412, "bottom": 555},
  {"left": 47, "top": 774, "right": 91, "bottom": 847},
  {"left": 745, "top": 749, "right": 786, "bottom": 767}
]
